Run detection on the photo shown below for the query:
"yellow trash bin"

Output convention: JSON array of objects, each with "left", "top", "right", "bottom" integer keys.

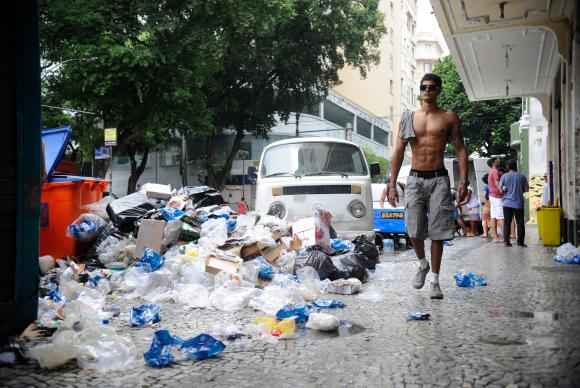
[
  {"left": 537, "top": 208, "right": 544, "bottom": 241},
  {"left": 538, "top": 207, "right": 561, "bottom": 246}
]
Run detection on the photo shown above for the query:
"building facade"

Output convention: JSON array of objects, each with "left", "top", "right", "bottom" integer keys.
[{"left": 333, "top": 0, "right": 419, "bottom": 130}]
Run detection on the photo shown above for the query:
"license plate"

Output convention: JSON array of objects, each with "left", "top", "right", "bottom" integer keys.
[{"left": 381, "top": 211, "right": 403, "bottom": 219}]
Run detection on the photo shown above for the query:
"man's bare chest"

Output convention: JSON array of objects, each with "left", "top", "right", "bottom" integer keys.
[{"left": 412, "top": 114, "right": 451, "bottom": 140}]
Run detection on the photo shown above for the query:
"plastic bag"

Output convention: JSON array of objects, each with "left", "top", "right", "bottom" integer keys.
[
  {"left": 174, "top": 284, "right": 210, "bottom": 308},
  {"left": 67, "top": 214, "right": 107, "bottom": 242},
  {"left": 407, "top": 312, "right": 430, "bottom": 321},
  {"left": 75, "top": 326, "right": 136, "bottom": 371},
  {"left": 311, "top": 299, "right": 345, "bottom": 309},
  {"left": 249, "top": 286, "right": 305, "bottom": 315},
  {"left": 314, "top": 207, "right": 333, "bottom": 253},
  {"left": 305, "top": 312, "right": 339, "bottom": 331},
  {"left": 254, "top": 317, "right": 296, "bottom": 338},
  {"left": 556, "top": 243, "right": 580, "bottom": 259},
  {"left": 352, "top": 235, "right": 380, "bottom": 270},
  {"left": 144, "top": 330, "right": 225, "bottom": 368},
  {"left": 210, "top": 284, "right": 260, "bottom": 312},
  {"left": 330, "top": 239, "right": 354, "bottom": 253},
  {"left": 454, "top": 271, "right": 487, "bottom": 288},
  {"left": 296, "top": 266, "right": 321, "bottom": 301},
  {"left": 83, "top": 196, "right": 114, "bottom": 220},
  {"left": 554, "top": 255, "right": 580, "bottom": 264},
  {"left": 181, "top": 334, "right": 226, "bottom": 361},
  {"left": 276, "top": 304, "right": 311, "bottom": 325},
  {"left": 331, "top": 253, "right": 369, "bottom": 283},
  {"left": 295, "top": 246, "right": 338, "bottom": 280},
  {"left": 28, "top": 330, "right": 77, "bottom": 369},
  {"left": 200, "top": 218, "right": 228, "bottom": 247},
  {"left": 135, "top": 248, "right": 165, "bottom": 273},
  {"left": 129, "top": 304, "right": 161, "bottom": 327},
  {"left": 163, "top": 220, "right": 183, "bottom": 247},
  {"left": 97, "top": 236, "right": 136, "bottom": 267},
  {"left": 324, "top": 278, "right": 362, "bottom": 295},
  {"left": 159, "top": 207, "right": 185, "bottom": 221},
  {"left": 209, "top": 323, "right": 244, "bottom": 341}
]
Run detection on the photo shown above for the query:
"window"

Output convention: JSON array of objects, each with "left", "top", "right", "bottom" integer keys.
[
  {"left": 324, "top": 100, "right": 354, "bottom": 129},
  {"left": 389, "top": 80, "right": 393, "bottom": 95},
  {"left": 356, "top": 117, "right": 372, "bottom": 139},
  {"left": 373, "top": 127, "right": 388, "bottom": 145}
]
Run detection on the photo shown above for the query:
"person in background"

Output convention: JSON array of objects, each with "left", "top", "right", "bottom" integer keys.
[
  {"left": 481, "top": 174, "right": 491, "bottom": 238},
  {"left": 500, "top": 159, "right": 529, "bottom": 247},
  {"left": 541, "top": 173, "right": 550, "bottom": 207},
  {"left": 238, "top": 196, "right": 248, "bottom": 214},
  {"left": 488, "top": 158, "right": 504, "bottom": 242},
  {"left": 462, "top": 186, "right": 481, "bottom": 236}
]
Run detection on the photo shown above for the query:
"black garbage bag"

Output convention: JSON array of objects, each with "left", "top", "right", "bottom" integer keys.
[
  {"left": 295, "top": 246, "right": 339, "bottom": 280},
  {"left": 352, "top": 235, "right": 380, "bottom": 270},
  {"left": 106, "top": 192, "right": 157, "bottom": 233},
  {"left": 180, "top": 186, "right": 225, "bottom": 209},
  {"left": 330, "top": 253, "right": 369, "bottom": 283}
]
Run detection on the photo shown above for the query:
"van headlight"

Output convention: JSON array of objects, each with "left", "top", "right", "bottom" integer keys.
[
  {"left": 267, "top": 201, "right": 287, "bottom": 219},
  {"left": 348, "top": 200, "right": 366, "bottom": 218}
]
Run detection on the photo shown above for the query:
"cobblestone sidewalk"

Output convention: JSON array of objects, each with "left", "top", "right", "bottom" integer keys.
[{"left": 2, "top": 226, "right": 580, "bottom": 387}]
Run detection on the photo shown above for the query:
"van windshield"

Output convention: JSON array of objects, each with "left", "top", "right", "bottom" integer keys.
[{"left": 261, "top": 142, "right": 368, "bottom": 177}]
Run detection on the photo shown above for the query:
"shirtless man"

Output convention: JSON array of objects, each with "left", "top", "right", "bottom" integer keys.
[{"left": 381, "top": 73, "right": 468, "bottom": 299}]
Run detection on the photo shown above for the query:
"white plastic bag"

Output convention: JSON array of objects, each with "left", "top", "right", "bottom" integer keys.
[
  {"left": 249, "top": 285, "right": 305, "bottom": 315},
  {"left": 200, "top": 218, "right": 228, "bottom": 247},
  {"left": 174, "top": 283, "right": 210, "bottom": 308},
  {"left": 28, "top": 330, "right": 77, "bottom": 369},
  {"left": 83, "top": 196, "right": 114, "bottom": 220},
  {"left": 556, "top": 243, "right": 580, "bottom": 259},
  {"left": 210, "top": 284, "right": 260, "bottom": 312},
  {"left": 305, "top": 312, "right": 339, "bottom": 331},
  {"left": 296, "top": 266, "right": 321, "bottom": 301}
]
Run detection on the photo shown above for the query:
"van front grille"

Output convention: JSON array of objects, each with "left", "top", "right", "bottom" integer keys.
[{"left": 282, "top": 185, "right": 351, "bottom": 195}]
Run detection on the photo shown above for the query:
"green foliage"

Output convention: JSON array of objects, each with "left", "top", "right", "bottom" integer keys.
[
  {"left": 40, "top": 0, "right": 385, "bottom": 191},
  {"left": 433, "top": 56, "right": 520, "bottom": 157},
  {"left": 363, "top": 147, "right": 389, "bottom": 183}
]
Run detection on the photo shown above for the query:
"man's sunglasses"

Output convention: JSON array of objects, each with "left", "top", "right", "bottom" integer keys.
[{"left": 420, "top": 84, "right": 439, "bottom": 91}]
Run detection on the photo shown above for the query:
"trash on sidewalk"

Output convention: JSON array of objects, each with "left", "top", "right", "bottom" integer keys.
[
  {"left": 305, "top": 312, "right": 340, "bottom": 331},
  {"left": 143, "top": 330, "right": 225, "bottom": 368},
  {"left": 129, "top": 304, "right": 161, "bottom": 327},
  {"left": 135, "top": 248, "right": 165, "bottom": 273},
  {"left": 136, "top": 219, "right": 166, "bottom": 257},
  {"left": 454, "top": 271, "right": 487, "bottom": 288},
  {"left": 254, "top": 316, "right": 296, "bottom": 338},
  {"left": 324, "top": 278, "right": 362, "bottom": 295},
  {"left": 407, "top": 312, "right": 431, "bottom": 321},
  {"left": 311, "top": 299, "right": 346, "bottom": 309},
  {"left": 67, "top": 213, "right": 107, "bottom": 242},
  {"left": 554, "top": 243, "right": 580, "bottom": 264},
  {"left": 142, "top": 183, "right": 173, "bottom": 200}
]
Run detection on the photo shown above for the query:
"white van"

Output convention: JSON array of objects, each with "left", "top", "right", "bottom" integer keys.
[{"left": 256, "top": 137, "right": 380, "bottom": 240}]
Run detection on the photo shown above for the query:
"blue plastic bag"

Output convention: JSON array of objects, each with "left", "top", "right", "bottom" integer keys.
[
  {"left": 227, "top": 219, "right": 237, "bottom": 233},
  {"left": 67, "top": 213, "right": 107, "bottom": 241},
  {"left": 407, "top": 312, "right": 430, "bottom": 321},
  {"left": 554, "top": 255, "right": 580, "bottom": 264},
  {"left": 135, "top": 248, "right": 165, "bottom": 272},
  {"left": 144, "top": 330, "right": 183, "bottom": 368},
  {"left": 130, "top": 304, "right": 161, "bottom": 327},
  {"left": 331, "top": 239, "right": 353, "bottom": 253},
  {"left": 144, "top": 330, "right": 225, "bottom": 368},
  {"left": 311, "top": 299, "right": 346, "bottom": 309},
  {"left": 47, "top": 283, "right": 64, "bottom": 303},
  {"left": 454, "top": 271, "right": 487, "bottom": 288},
  {"left": 181, "top": 334, "right": 226, "bottom": 361},
  {"left": 276, "top": 304, "right": 311, "bottom": 324},
  {"left": 159, "top": 207, "right": 185, "bottom": 221}
]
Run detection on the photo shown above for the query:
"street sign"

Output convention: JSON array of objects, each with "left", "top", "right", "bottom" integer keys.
[
  {"left": 104, "top": 127, "right": 117, "bottom": 146},
  {"left": 94, "top": 146, "right": 111, "bottom": 160}
]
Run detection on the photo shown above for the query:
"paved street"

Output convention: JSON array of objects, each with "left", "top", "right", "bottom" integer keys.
[{"left": 3, "top": 226, "right": 580, "bottom": 387}]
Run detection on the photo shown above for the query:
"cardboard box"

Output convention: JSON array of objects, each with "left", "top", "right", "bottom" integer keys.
[
  {"left": 136, "top": 219, "right": 166, "bottom": 257},
  {"left": 205, "top": 253, "right": 243, "bottom": 275},
  {"left": 142, "top": 183, "right": 173, "bottom": 200},
  {"left": 291, "top": 217, "right": 317, "bottom": 247}
]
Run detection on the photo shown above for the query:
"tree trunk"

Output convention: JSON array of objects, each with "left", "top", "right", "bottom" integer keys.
[
  {"left": 127, "top": 147, "right": 150, "bottom": 194},
  {"left": 207, "top": 130, "right": 245, "bottom": 190}
]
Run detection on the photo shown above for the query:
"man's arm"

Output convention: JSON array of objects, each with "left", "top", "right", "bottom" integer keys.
[
  {"left": 382, "top": 122, "right": 408, "bottom": 207},
  {"left": 450, "top": 113, "right": 468, "bottom": 201},
  {"left": 523, "top": 176, "right": 529, "bottom": 193}
]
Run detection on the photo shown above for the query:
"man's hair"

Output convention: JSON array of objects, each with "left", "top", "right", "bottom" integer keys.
[
  {"left": 420, "top": 73, "right": 442, "bottom": 89},
  {"left": 507, "top": 159, "right": 518, "bottom": 171},
  {"left": 486, "top": 158, "right": 495, "bottom": 168}
]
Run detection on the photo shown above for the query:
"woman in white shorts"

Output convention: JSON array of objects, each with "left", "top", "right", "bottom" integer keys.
[{"left": 462, "top": 188, "right": 481, "bottom": 236}]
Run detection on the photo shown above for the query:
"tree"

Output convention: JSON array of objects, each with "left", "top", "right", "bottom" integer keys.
[
  {"left": 202, "top": 0, "right": 385, "bottom": 188},
  {"left": 40, "top": 0, "right": 217, "bottom": 193},
  {"left": 433, "top": 56, "right": 521, "bottom": 157}
]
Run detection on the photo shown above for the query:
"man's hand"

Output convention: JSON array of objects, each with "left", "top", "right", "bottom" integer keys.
[
  {"left": 387, "top": 185, "right": 399, "bottom": 207},
  {"left": 457, "top": 181, "right": 467, "bottom": 203}
]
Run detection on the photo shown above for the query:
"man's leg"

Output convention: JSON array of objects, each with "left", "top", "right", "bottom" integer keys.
[
  {"left": 503, "top": 207, "right": 513, "bottom": 245},
  {"left": 431, "top": 240, "right": 443, "bottom": 275},
  {"left": 515, "top": 208, "right": 526, "bottom": 246},
  {"left": 491, "top": 218, "right": 498, "bottom": 240},
  {"left": 404, "top": 176, "right": 430, "bottom": 289}
]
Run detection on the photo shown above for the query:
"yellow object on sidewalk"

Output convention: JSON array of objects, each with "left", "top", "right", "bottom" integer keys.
[
  {"left": 538, "top": 207, "right": 561, "bottom": 246},
  {"left": 254, "top": 316, "right": 296, "bottom": 337}
]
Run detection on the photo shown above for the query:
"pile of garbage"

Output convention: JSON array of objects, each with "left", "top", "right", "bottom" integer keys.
[
  {"left": 30, "top": 184, "right": 380, "bottom": 370},
  {"left": 553, "top": 243, "right": 580, "bottom": 264}
]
